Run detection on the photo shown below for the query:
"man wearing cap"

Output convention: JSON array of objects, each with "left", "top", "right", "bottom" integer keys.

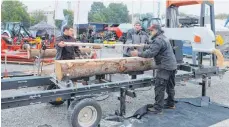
[
  {"left": 123, "top": 21, "right": 149, "bottom": 57},
  {"left": 131, "top": 24, "right": 177, "bottom": 114}
]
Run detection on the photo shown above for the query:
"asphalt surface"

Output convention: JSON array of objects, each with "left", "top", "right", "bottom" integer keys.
[{"left": 1, "top": 48, "right": 229, "bottom": 127}]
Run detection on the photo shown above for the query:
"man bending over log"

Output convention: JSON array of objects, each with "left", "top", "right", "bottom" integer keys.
[
  {"left": 131, "top": 24, "right": 177, "bottom": 114},
  {"left": 55, "top": 26, "right": 81, "bottom": 60}
]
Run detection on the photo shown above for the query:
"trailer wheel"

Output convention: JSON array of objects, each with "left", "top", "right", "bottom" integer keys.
[
  {"left": 68, "top": 98, "right": 102, "bottom": 127},
  {"left": 46, "top": 84, "right": 65, "bottom": 106}
]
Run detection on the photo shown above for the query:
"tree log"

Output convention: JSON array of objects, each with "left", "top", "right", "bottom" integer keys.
[
  {"left": 78, "top": 48, "right": 92, "bottom": 55},
  {"left": 27, "top": 48, "right": 92, "bottom": 59},
  {"left": 27, "top": 49, "right": 57, "bottom": 59},
  {"left": 55, "top": 57, "right": 156, "bottom": 80}
]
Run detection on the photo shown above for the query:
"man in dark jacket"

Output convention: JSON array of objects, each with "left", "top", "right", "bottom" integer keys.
[
  {"left": 55, "top": 26, "right": 81, "bottom": 60},
  {"left": 123, "top": 21, "right": 149, "bottom": 57},
  {"left": 131, "top": 24, "right": 177, "bottom": 114}
]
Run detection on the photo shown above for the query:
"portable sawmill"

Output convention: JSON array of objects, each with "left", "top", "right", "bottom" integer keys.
[{"left": 1, "top": 0, "right": 228, "bottom": 127}]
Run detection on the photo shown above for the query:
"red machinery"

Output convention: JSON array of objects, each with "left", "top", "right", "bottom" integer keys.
[
  {"left": 1, "top": 34, "right": 55, "bottom": 64},
  {"left": 104, "top": 27, "right": 123, "bottom": 39},
  {"left": 104, "top": 24, "right": 124, "bottom": 41},
  {"left": 1, "top": 22, "right": 55, "bottom": 64}
]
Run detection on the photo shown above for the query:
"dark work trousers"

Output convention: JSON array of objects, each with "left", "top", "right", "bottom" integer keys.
[{"left": 154, "top": 69, "right": 176, "bottom": 111}]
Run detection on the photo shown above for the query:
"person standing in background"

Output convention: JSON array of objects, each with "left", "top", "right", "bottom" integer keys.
[{"left": 55, "top": 26, "right": 81, "bottom": 60}]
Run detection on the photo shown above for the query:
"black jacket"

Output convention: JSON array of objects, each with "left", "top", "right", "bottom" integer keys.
[
  {"left": 138, "top": 31, "right": 177, "bottom": 71},
  {"left": 55, "top": 34, "right": 80, "bottom": 60},
  {"left": 123, "top": 29, "right": 149, "bottom": 56}
]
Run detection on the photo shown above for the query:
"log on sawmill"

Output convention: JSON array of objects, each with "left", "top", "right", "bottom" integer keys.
[
  {"left": 78, "top": 48, "right": 92, "bottom": 55},
  {"left": 27, "top": 48, "right": 92, "bottom": 59},
  {"left": 55, "top": 57, "right": 156, "bottom": 80}
]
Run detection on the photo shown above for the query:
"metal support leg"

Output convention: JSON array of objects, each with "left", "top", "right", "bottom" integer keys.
[
  {"left": 96, "top": 75, "right": 105, "bottom": 83},
  {"left": 192, "top": 51, "right": 197, "bottom": 65},
  {"left": 109, "top": 74, "right": 112, "bottom": 82},
  {"left": 201, "top": 75, "right": 207, "bottom": 96},
  {"left": 119, "top": 87, "right": 126, "bottom": 116},
  {"left": 104, "top": 87, "right": 128, "bottom": 122},
  {"left": 208, "top": 77, "right": 211, "bottom": 87},
  {"left": 199, "top": 74, "right": 210, "bottom": 107},
  {"left": 153, "top": 70, "right": 156, "bottom": 77},
  {"left": 96, "top": 75, "right": 105, "bottom": 80},
  {"left": 130, "top": 75, "right": 137, "bottom": 89},
  {"left": 67, "top": 99, "right": 71, "bottom": 108},
  {"left": 131, "top": 75, "right": 137, "bottom": 79},
  {"left": 198, "top": 52, "right": 203, "bottom": 67},
  {"left": 116, "top": 87, "right": 136, "bottom": 116}
]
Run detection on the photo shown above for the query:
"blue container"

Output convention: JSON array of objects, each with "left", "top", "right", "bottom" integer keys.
[{"left": 182, "top": 46, "right": 193, "bottom": 56}]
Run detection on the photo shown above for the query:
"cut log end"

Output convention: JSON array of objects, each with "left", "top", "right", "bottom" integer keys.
[{"left": 55, "top": 60, "right": 63, "bottom": 81}]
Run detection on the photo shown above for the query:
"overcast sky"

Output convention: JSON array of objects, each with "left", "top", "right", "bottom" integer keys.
[{"left": 22, "top": 0, "right": 229, "bottom": 16}]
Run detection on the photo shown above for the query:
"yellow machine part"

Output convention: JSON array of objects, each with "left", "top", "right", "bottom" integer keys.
[
  {"left": 29, "top": 37, "right": 42, "bottom": 44},
  {"left": 212, "top": 49, "right": 224, "bottom": 67},
  {"left": 216, "top": 35, "right": 224, "bottom": 46},
  {"left": 103, "top": 40, "right": 116, "bottom": 45}
]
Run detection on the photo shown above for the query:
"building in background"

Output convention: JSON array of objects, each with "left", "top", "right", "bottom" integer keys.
[
  {"left": 29, "top": 7, "right": 55, "bottom": 27},
  {"left": 44, "top": 9, "right": 55, "bottom": 27}
]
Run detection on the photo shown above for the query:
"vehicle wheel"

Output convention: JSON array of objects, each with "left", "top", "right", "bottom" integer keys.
[
  {"left": 67, "top": 99, "right": 80, "bottom": 126},
  {"left": 68, "top": 98, "right": 102, "bottom": 127},
  {"left": 46, "top": 84, "right": 65, "bottom": 106}
]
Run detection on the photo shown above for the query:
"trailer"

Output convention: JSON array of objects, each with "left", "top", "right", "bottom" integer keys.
[
  {"left": 2, "top": 1, "right": 228, "bottom": 126},
  {"left": 1, "top": 62, "right": 227, "bottom": 127}
]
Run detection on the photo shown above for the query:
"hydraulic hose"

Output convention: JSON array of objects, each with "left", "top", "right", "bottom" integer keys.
[{"left": 212, "top": 49, "right": 224, "bottom": 67}]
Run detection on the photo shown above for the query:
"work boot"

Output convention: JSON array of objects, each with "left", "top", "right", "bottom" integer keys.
[
  {"left": 164, "top": 103, "right": 175, "bottom": 109},
  {"left": 147, "top": 106, "right": 163, "bottom": 114}
]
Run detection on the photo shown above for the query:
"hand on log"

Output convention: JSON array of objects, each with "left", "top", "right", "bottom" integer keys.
[
  {"left": 58, "top": 41, "right": 67, "bottom": 47},
  {"left": 130, "top": 50, "right": 138, "bottom": 57}
]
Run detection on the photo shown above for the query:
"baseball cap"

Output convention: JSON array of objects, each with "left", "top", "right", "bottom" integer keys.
[
  {"left": 148, "top": 24, "right": 161, "bottom": 31},
  {"left": 134, "top": 21, "right": 141, "bottom": 25}
]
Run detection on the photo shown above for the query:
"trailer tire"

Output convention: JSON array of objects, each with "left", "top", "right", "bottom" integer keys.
[
  {"left": 46, "top": 84, "right": 65, "bottom": 106},
  {"left": 68, "top": 98, "right": 102, "bottom": 127},
  {"left": 67, "top": 99, "right": 80, "bottom": 126}
]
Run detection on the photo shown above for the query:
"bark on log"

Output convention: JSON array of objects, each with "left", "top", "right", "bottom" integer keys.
[
  {"left": 27, "top": 48, "right": 92, "bottom": 59},
  {"left": 55, "top": 57, "right": 156, "bottom": 80},
  {"left": 78, "top": 48, "right": 92, "bottom": 55},
  {"left": 27, "top": 49, "right": 57, "bottom": 59}
]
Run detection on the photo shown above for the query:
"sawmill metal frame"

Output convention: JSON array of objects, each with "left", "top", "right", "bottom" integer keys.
[
  {"left": 1, "top": 64, "right": 227, "bottom": 127},
  {"left": 1, "top": 61, "right": 227, "bottom": 127},
  {"left": 1, "top": 63, "right": 227, "bottom": 110}
]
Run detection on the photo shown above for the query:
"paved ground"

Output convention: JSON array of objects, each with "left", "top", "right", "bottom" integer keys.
[{"left": 1, "top": 48, "right": 229, "bottom": 127}]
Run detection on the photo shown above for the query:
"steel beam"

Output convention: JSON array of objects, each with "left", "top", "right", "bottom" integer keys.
[
  {"left": 1, "top": 76, "right": 53, "bottom": 90},
  {"left": 2, "top": 77, "right": 152, "bottom": 109},
  {"left": 1, "top": 65, "right": 226, "bottom": 109}
]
